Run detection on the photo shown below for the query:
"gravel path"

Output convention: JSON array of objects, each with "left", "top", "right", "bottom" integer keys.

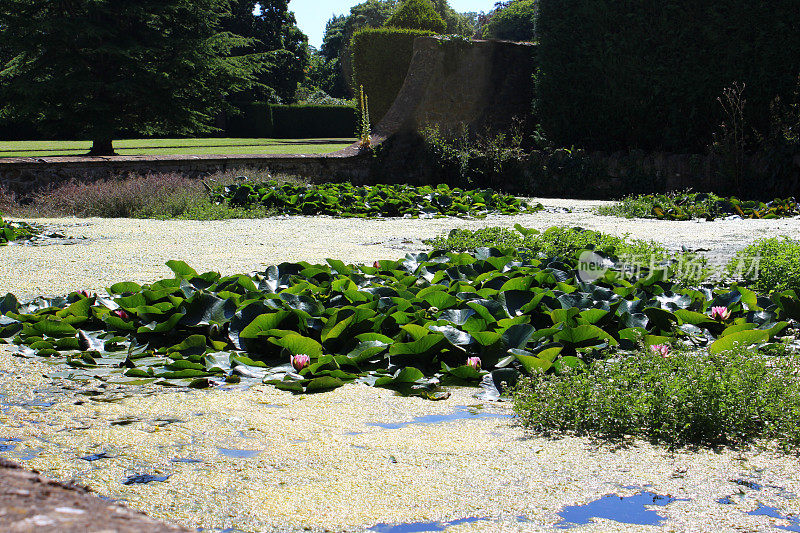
[{"left": 2, "top": 198, "right": 798, "bottom": 300}]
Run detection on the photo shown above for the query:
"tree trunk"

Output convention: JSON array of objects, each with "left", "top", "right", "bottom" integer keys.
[{"left": 88, "top": 138, "right": 116, "bottom": 156}]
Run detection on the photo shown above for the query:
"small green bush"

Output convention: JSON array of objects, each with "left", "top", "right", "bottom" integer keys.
[
  {"left": 385, "top": 0, "right": 446, "bottom": 34},
  {"left": 514, "top": 348, "right": 800, "bottom": 449},
  {"left": 482, "top": 0, "right": 538, "bottom": 42},
  {"left": 271, "top": 104, "right": 357, "bottom": 138},
  {"left": 351, "top": 28, "right": 436, "bottom": 124},
  {"left": 728, "top": 237, "right": 800, "bottom": 294}
]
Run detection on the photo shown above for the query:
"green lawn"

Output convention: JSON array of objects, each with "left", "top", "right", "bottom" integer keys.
[{"left": 0, "top": 138, "right": 356, "bottom": 157}]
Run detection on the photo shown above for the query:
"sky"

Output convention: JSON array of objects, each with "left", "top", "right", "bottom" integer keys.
[{"left": 289, "top": 0, "right": 498, "bottom": 48}]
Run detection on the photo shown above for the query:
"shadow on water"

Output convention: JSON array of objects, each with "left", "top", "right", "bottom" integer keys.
[
  {"left": 368, "top": 516, "right": 487, "bottom": 532},
  {"left": 367, "top": 405, "right": 511, "bottom": 431},
  {"left": 122, "top": 473, "right": 171, "bottom": 485},
  {"left": 555, "top": 491, "right": 688, "bottom": 529}
]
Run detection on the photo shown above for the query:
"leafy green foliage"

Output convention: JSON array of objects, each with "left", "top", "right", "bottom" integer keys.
[
  {"left": 481, "top": 0, "right": 538, "bottom": 42},
  {"left": 2, "top": 246, "right": 797, "bottom": 398},
  {"left": 351, "top": 28, "right": 436, "bottom": 124},
  {"left": 0, "top": 0, "right": 260, "bottom": 154},
  {"left": 210, "top": 181, "right": 541, "bottom": 218},
  {"left": 728, "top": 237, "right": 800, "bottom": 295},
  {"left": 385, "top": 0, "right": 447, "bottom": 33},
  {"left": 537, "top": 0, "right": 800, "bottom": 151},
  {"left": 425, "top": 225, "right": 710, "bottom": 286},
  {"left": 514, "top": 348, "right": 800, "bottom": 449},
  {"left": 599, "top": 192, "right": 800, "bottom": 221},
  {"left": 0, "top": 213, "right": 35, "bottom": 245}
]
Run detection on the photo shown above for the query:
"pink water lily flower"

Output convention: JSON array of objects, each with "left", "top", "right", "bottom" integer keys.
[
  {"left": 710, "top": 306, "right": 732, "bottom": 321},
  {"left": 111, "top": 309, "right": 130, "bottom": 321},
  {"left": 466, "top": 356, "right": 481, "bottom": 370},
  {"left": 77, "top": 290, "right": 93, "bottom": 298},
  {"left": 291, "top": 353, "right": 311, "bottom": 372},
  {"left": 650, "top": 344, "right": 671, "bottom": 357}
]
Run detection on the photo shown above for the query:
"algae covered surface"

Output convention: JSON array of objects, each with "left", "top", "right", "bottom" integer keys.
[{"left": 2, "top": 345, "right": 800, "bottom": 532}]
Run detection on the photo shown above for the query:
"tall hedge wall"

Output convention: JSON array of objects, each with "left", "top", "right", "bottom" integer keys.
[
  {"left": 271, "top": 105, "right": 357, "bottom": 138},
  {"left": 537, "top": 0, "right": 800, "bottom": 152},
  {"left": 226, "top": 103, "right": 274, "bottom": 138},
  {"left": 352, "top": 28, "right": 436, "bottom": 125}
]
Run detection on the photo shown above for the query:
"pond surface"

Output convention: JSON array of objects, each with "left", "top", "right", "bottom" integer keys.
[{"left": 555, "top": 491, "right": 687, "bottom": 528}]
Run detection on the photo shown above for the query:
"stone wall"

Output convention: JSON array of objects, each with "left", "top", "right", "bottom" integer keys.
[{"left": 0, "top": 152, "right": 370, "bottom": 196}]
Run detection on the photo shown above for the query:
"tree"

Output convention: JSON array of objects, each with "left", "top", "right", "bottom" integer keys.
[
  {"left": 386, "top": 0, "right": 447, "bottom": 33},
  {"left": 0, "top": 0, "right": 258, "bottom": 155},
  {"left": 222, "top": 1, "right": 309, "bottom": 103},
  {"left": 481, "top": 0, "right": 538, "bottom": 42}
]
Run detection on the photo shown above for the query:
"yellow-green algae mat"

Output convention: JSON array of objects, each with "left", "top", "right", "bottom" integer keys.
[{"left": 2, "top": 346, "right": 800, "bottom": 532}]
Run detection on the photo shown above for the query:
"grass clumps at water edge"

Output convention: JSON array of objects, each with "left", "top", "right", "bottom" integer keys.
[
  {"left": 597, "top": 191, "right": 800, "bottom": 221},
  {"left": 0, "top": 170, "right": 300, "bottom": 220},
  {"left": 513, "top": 347, "right": 800, "bottom": 449}
]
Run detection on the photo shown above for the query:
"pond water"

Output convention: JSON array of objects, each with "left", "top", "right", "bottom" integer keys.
[
  {"left": 367, "top": 405, "right": 511, "bottom": 430},
  {"left": 555, "top": 491, "right": 687, "bottom": 529}
]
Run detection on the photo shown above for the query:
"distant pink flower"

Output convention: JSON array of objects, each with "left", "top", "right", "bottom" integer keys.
[
  {"left": 111, "top": 309, "right": 130, "bottom": 321},
  {"left": 650, "top": 344, "right": 671, "bottom": 357},
  {"left": 466, "top": 357, "right": 481, "bottom": 370},
  {"left": 291, "top": 353, "right": 310, "bottom": 372},
  {"left": 77, "top": 290, "right": 93, "bottom": 298},
  {"left": 373, "top": 261, "right": 380, "bottom": 269},
  {"left": 710, "top": 306, "right": 732, "bottom": 321}
]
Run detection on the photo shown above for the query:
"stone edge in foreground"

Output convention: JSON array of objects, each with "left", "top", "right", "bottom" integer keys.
[{"left": 0, "top": 457, "right": 189, "bottom": 533}]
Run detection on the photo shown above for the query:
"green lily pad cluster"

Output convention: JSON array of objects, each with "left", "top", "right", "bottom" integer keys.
[
  {"left": 1, "top": 247, "right": 798, "bottom": 398},
  {"left": 0, "top": 213, "right": 36, "bottom": 245},
  {"left": 209, "top": 180, "right": 543, "bottom": 218},
  {"left": 600, "top": 191, "right": 800, "bottom": 221}
]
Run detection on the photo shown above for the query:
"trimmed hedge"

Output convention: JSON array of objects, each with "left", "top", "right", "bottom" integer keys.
[
  {"left": 537, "top": 0, "right": 800, "bottom": 152},
  {"left": 271, "top": 105, "right": 357, "bottom": 139},
  {"left": 352, "top": 28, "right": 436, "bottom": 125},
  {"left": 226, "top": 104, "right": 356, "bottom": 139},
  {"left": 226, "top": 102, "right": 274, "bottom": 138},
  {"left": 385, "top": 0, "right": 446, "bottom": 34}
]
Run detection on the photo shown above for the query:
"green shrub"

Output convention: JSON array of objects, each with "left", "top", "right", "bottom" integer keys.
[
  {"left": 271, "top": 104, "right": 357, "bottom": 138},
  {"left": 385, "top": 0, "right": 446, "bottom": 33},
  {"left": 728, "top": 237, "right": 800, "bottom": 294},
  {"left": 226, "top": 102, "right": 274, "bottom": 138},
  {"left": 482, "top": 0, "right": 538, "bottom": 42},
  {"left": 351, "top": 28, "right": 436, "bottom": 124},
  {"left": 537, "top": 0, "right": 800, "bottom": 151},
  {"left": 514, "top": 348, "right": 800, "bottom": 449}
]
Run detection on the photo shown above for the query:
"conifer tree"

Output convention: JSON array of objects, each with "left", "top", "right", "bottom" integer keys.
[{"left": 0, "top": 0, "right": 259, "bottom": 155}]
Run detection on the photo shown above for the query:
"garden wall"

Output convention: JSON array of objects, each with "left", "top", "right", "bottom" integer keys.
[{"left": 0, "top": 153, "right": 370, "bottom": 196}]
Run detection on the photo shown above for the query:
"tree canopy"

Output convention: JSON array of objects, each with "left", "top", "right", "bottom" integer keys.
[
  {"left": 385, "top": 0, "right": 447, "bottom": 33},
  {"left": 482, "top": 0, "right": 538, "bottom": 42},
  {"left": 222, "top": 0, "right": 309, "bottom": 103}
]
